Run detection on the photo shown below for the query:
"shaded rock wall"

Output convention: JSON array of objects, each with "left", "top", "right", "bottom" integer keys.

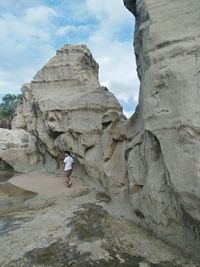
[
  {"left": 0, "top": 118, "right": 11, "bottom": 129},
  {"left": 123, "top": 0, "right": 200, "bottom": 257}
]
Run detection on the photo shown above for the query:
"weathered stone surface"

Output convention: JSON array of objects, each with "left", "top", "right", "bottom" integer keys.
[
  {"left": 11, "top": 44, "right": 122, "bottom": 180},
  {"left": 122, "top": 0, "right": 200, "bottom": 258},
  {"left": 0, "top": 173, "right": 197, "bottom": 267},
  {"left": 0, "top": 128, "right": 42, "bottom": 172}
]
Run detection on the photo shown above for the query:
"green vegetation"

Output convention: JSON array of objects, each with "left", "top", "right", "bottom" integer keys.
[{"left": 0, "top": 93, "right": 22, "bottom": 120}]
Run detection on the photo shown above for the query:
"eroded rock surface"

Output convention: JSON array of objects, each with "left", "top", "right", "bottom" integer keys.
[
  {"left": 122, "top": 0, "right": 200, "bottom": 258},
  {"left": 12, "top": 44, "right": 122, "bottom": 178},
  {"left": 0, "top": 172, "right": 197, "bottom": 267},
  {"left": 0, "top": 128, "right": 42, "bottom": 172}
]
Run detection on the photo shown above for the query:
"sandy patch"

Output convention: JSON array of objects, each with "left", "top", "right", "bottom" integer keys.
[{"left": 9, "top": 170, "right": 86, "bottom": 198}]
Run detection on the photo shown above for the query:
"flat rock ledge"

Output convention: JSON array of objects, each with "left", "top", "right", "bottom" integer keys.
[{"left": 0, "top": 172, "right": 198, "bottom": 267}]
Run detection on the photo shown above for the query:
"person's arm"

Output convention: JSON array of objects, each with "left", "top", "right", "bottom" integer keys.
[
  {"left": 71, "top": 158, "right": 74, "bottom": 170},
  {"left": 63, "top": 157, "right": 66, "bottom": 169}
]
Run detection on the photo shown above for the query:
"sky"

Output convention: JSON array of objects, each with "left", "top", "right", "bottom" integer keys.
[{"left": 0, "top": 0, "right": 139, "bottom": 117}]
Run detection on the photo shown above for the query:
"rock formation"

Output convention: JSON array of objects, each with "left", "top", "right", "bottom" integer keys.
[
  {"left": 0, "top": 128, "right": 42, "bottom": 172},
  {"left": 123, "top": 0, "right": 200, "bottom": 257},
  {"left": 11, "top": 44, "right": 123, "bottom": 184},
  {"left": 1, "top": 0, "right": 200, "bottom": 258}
]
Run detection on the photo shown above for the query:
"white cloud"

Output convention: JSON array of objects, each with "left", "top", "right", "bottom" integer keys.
[
  {"left": 96, "top": 44, "right": 139, "bottom": 106},
  {"left": 0, "top": 0, "right": 43, "bottom": 10},
  {"left": 56, "top": 24, "right": 92, "bottom": 37},
  {"left": 80, "top": 0, "right": 139, "bottom": 114},
  {"left": 86, "top": 0, "right": 130, "bottom": 26},
  {"left": 0, "top": 6, "right": 57, "bottom": 42},
  {"left": 124, "top": 110, "right": 134, "bottom": 119},
  {"left": 0, "top": 5, "right": 56, "bottom": 95},
  {"left": 24, "top": 6, "right": 57, "bottom": 24}
]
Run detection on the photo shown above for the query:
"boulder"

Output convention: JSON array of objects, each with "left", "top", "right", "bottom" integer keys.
[
  {"left": 12, "top": 44, "right": 122, "bottom": 182},
  {"left": 0, "top": 128, "right": 42, "bottom": 172}
]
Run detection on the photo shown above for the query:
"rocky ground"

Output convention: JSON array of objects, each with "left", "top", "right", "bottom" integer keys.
[{"left": 0, "top": 171, "right": 198, "bottom": 267}]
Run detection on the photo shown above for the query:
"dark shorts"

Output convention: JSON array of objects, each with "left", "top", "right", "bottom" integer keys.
[{"left": 64, "top": 169, "right": 72, "bottom": 178}]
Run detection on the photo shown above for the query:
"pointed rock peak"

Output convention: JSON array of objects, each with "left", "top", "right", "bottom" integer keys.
[{"left": 33, "top": 44, "right": 100, "bottom": 88}]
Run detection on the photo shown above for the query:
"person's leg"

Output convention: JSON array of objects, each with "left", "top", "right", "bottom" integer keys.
[
  {"left": 64, "top": 171, "right": 68, "bottom": 187},
  {"left": 65, "top": 170, "right": 69, "bottom": 186},
  {"left": 65, "top": 170, "right": 72, "bottom": 187},
  {"left": 67, "top": 177, "right": 72, "bottom": 187},
  {"left": 67, "top": 169, "right": 72, "bottom": 187}
]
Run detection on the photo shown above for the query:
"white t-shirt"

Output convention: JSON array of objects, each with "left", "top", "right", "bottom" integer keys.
[{"left": 63, "top": 156, "right": 74, "bottom": 171}]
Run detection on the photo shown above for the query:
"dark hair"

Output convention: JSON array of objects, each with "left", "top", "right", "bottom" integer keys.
[{"left": 65, "top": 150, "right": 71, "bottom": 155}]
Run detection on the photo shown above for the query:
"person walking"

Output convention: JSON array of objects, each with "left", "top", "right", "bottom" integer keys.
[{"left": 63, "top": 150, "right": 74, "bottom": 188}]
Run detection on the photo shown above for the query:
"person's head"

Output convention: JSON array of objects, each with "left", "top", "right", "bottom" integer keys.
[{"left": 65, "top": 150, "right": 70, "bottom": 156}]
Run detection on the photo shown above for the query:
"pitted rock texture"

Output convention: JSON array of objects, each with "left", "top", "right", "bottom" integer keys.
[
  {"left": 11, "top": 44, "right": 122, "bottom": 180},
  {"left": 1, "top": 177, "right": 197, "bottom": 267},
  {"left": 0, "top": 128, "right": 42, "bottom": 172},
  {"left": 122, "top": 0, "right": 200, "bottom": 258}
]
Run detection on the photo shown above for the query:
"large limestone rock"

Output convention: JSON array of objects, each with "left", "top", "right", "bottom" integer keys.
[
  {"left": 12, "top": 44, "right": 122, "bottom": 183},
  {"left": 122, "top": 0, "right": 200, "bottom": 257}
]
